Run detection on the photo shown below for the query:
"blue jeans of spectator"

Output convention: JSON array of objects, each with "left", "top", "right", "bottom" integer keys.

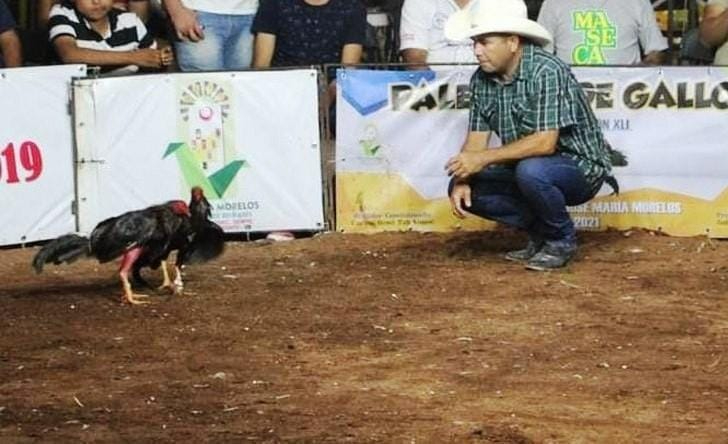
[
  {"left": 449, "top": 155, "right": 599, "bottom": 246},
  {"left": 175, "top": 11, "right": 254, "bottom": 71}
]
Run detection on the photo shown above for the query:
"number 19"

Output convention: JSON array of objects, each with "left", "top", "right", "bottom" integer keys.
[{"left": 1, "top": 141, "right": 43, "bottom": 184}]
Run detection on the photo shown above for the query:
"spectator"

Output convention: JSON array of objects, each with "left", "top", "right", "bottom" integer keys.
[
  {"left": 399, "top": 0, "right": 478, "bottom": 67},
  {"left": 699, "top": 0, "right": 728, "bottom": 65},
  {"left": 251, "top": 0, "right": 366, "bottom": 74},
  {"left": 444, "top": 0, "right": 612, "bottom": 270},
  {"left": 39, "top": 0, "right": 151, "bottom": 28},
  {"left": 48, "top": 0, "right": 173, "bottom": 70},
  {"left": 162, "top": 0, "right": 258, "bottom": 71},
  {"left": 251, "top": 0, "right": 366, "bottom": 114},
  {"left": 537, "top": 0, "right": 668, "bottom": 65},
  {"left": 0, "top": 0, "right": 22, "bottom": 67},
  {"left": 252, "top": 0, "right": 366, "bottom": 131}
]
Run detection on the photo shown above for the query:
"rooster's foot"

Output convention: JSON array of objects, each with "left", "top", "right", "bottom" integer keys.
[
  {"left": 158, "top": 284, "right": 183, "bottom": 295},
  {"left": 122, "top": 293, "right": 151, "bottom": 305}
]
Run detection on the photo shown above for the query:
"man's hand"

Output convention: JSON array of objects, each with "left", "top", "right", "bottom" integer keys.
[
  {"left": 445, "top": 151, "right": 488, "bottom": 179},
  {"left": 134, "top": 47, "right": 174, "bottom": 68},
  {"left": 449, "top": 182, "right": 472, "bottom": 218},
  {"left": 169, "top": 5, "right": 203, "bottom": 41}
]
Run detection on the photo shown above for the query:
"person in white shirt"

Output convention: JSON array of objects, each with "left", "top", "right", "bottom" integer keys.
[{"left": 399, "top": 0, "right": 478, "bottom": 67}]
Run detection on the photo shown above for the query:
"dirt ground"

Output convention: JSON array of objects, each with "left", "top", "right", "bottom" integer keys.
[{"left": 1, "top": 229, "right": 727, "bottom": 443}]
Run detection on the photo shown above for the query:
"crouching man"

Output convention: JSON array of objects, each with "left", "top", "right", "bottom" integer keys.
[{"left": 444, "top": 0, "right": 611, "bottom": 271}]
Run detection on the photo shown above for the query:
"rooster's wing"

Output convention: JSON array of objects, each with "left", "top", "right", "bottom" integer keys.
[{"left": 89, "top": 208, "right": 162, "bottom": 263}]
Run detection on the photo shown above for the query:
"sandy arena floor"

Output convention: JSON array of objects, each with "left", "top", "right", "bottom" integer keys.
[{"left": 1, "top": 230, "right": 727, "bottom": 443}]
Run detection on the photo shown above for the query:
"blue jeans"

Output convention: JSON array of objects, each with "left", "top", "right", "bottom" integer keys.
[
  {"left": 449, "top": 155, "right": 599, "bottom": 245},
  {"left": 175, "top": 11, "right": 254, "bottom": 71}
]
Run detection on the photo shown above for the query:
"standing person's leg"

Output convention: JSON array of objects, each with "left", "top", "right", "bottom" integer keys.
[
  {"left": 223, "top": 13, "right": 254, "bottom": 70},
  {"left": 513, "top": 155, "right": 597, "bottom": 270},
  {"left": 174, "top": 10, "right": 225, "bottom": 71}
]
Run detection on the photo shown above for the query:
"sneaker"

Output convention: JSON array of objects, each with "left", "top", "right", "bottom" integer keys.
[
  {"left": 525, "top": 241, "right": 577, "bottom": 271},
  {"left": 504, "top": 240, "right": 543, "bottom": 262}
]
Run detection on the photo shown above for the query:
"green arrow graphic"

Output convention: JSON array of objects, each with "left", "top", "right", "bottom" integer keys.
[
  {"left": 164, "top": 142, "right": 246, "bottom": 199},
  {"left": 209, "top": 160, "right": 246, "bottom": 197}
]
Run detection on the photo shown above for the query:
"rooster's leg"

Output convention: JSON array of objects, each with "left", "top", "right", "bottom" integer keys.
[
  {"left": 172, "top": 265, "right": 184, "bottom": 294},
  {"left": 157, "top": 261, "right": 184, "bottom": 295},
  {"left": 157, "top": 260, "right": 173, "bottom": 292},
  {"left": 119, "top": 247, "right": 150, "bottom": 305}
]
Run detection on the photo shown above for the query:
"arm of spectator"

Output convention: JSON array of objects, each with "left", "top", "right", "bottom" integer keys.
[
  {"left": 642, "top": 50, "right": 665, "bottom": 65},
  {"left": 253, "top": 32, "right": 276, "bottom": 68},
  {"left": 700, "top": 4, "right": 728, "bottom": 48},
  {"left": 37, "top": 0, "right": 59, "bottom": 29},
  {"left": 329, "top": 43, "right": 363, "bottom": 105},
  {"left": 637, "top": 0, "right": 668, "bottom": 64},
  {"left": 401, "top": 48, "right": 428, "bottom": 68},
  {"left": 0, "top": 29, "right": 22, "bottom": 67},
  {"left": 341, "top": 43, "right": 362, "bottom": 65},
  {"left": 399, "top": 0, "right": 432, "bottom": 67},
  {"left": 129, "top": 0, "right": 151, "bottom": 23},
  {"left": 162, "top": 0, "right": 203, "bottom": 41},
  {"left": 53, "top": 35, "right": 173, "bottom": 68}
]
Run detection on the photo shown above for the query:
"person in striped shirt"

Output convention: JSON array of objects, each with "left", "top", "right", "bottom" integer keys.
[
  {"left": 443, "top": 0, "right": 612, "bottom": 271},
  {"left": 48, "top": 0, "right": 172, "bottom": 70},
  {"left": 39, "top": 0, "right": 151, "bottom": 28}
]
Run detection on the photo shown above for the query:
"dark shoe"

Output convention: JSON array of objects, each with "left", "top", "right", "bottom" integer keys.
[
  {"left": 504, "top": 240, "right": 543, "bottom": 262},
  {"left": 525, "top": 241, "right": 576, "bottom": 271}
]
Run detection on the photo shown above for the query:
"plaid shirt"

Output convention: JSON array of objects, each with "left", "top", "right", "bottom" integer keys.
[{"left": 469, "top": 43, "right": 611, "bottom": 192}]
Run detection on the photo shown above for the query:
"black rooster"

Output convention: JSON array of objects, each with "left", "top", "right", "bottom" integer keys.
[{"left": 32, "top": 187, "right": 224, "bottom": 305}]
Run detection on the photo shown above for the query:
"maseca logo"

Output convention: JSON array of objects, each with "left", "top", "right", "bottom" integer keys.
[
  {"left": 571, "top": 10, "right": 617, "bottom": 65},
  {"left": 164, "top": 80, "right": 246, "bottom": 199}
]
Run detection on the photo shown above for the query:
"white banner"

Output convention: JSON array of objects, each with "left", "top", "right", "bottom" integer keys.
[
  {"left": 576, "top": 66, "right": 728, "bottom": 199},
  {"left": 0, "top": 65, "right": 86, "bottom": 246},
  {"left": 336, "top": 67, "right": 728, "bottom": 237},
  {"left": 73, "top": 69, "right": 324, "bottom": 233}
]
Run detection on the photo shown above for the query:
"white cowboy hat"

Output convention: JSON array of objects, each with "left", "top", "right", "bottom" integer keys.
[{"left": 444, "top": 0, "right": 552, "bottom": 47}]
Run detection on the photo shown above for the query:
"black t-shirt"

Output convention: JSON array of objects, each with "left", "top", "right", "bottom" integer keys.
[{"left": 252, "top": 0, "right": 367, "bottom": 67}]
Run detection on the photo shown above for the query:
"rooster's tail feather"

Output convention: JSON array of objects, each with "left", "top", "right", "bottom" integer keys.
[
  {"left": 184, "top": 221, "right": 225, "bottom": 265},
  {"left": 32, "top": 234, "right": 91, "bottom": 273}
]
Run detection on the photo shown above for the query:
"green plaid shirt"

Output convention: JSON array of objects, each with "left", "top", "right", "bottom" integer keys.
[{"left": 469, "top": 43, "right": 611, "bottom": 192}]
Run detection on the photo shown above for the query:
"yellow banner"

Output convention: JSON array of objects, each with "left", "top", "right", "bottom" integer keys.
[
  {"left": 336, "top": 172, "right": 494, "bottom": 233},
  {"left": 337, "top": 172, "right": 728, "bottom": 237}
]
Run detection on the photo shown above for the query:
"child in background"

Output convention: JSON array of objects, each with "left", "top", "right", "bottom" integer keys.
[{"left": 48, "top": 0, "right": 171, "bottom": 71}]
